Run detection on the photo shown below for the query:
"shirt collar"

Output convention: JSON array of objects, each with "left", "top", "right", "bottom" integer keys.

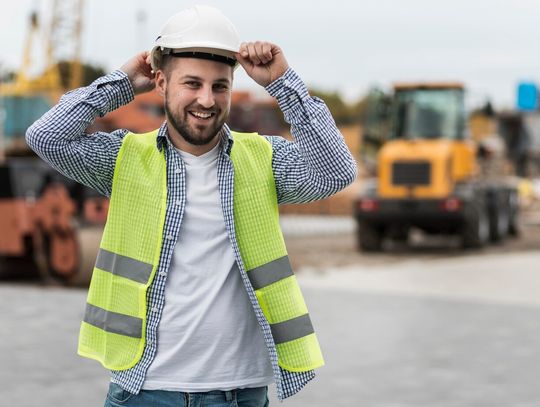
[{"left": 156, "top": 122, "right": 234, "bottom": 155}]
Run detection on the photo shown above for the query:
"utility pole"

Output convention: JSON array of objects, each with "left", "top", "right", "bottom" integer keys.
[{"left": 136, "top": 8, "right": 148, "bottom": 53}]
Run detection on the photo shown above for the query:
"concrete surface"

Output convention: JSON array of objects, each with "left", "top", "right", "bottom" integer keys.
[
  {"left": 2, "top": 250, "right": 540, "bottom": 406},
  {"left": 280, "top": 215, "right": 355, "bottom": 237}
]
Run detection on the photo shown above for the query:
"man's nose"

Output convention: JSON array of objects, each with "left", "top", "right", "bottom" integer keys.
[{"left": 196, "top": 86, "right": 215, "bottom": 108}]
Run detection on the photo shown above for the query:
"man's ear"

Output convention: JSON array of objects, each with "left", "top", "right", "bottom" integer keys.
[{"left": 155, "top": 70, "right": 167, "bottom": 97}]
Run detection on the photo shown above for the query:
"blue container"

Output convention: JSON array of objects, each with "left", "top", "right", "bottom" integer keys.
[
  {"left": 517, "top": 82, "right": 538, "bottom": 111},
  {"left": 1, "top": 95, "right": 52, "bottom": 140}
]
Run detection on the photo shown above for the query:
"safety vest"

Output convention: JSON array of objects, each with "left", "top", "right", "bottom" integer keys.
[{"left": 77, "top": 130, "right": 324, "bottom": 373}]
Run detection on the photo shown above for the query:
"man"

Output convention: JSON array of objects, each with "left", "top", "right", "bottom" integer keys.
[{"left": 26, "top": 5, "right": 356, "bottom": 407}]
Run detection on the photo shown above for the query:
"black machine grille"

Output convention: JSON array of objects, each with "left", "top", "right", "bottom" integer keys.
[{"left": 392, "top": 161, "right": 431, "bottom": 186}]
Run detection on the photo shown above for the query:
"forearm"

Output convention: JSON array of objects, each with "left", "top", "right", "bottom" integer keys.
[
  {"left": 266, "top": 69, "right": 357, "bottom": 203},
  {"left": 25, "top": 71, "right": 134, "bottom": 195}
]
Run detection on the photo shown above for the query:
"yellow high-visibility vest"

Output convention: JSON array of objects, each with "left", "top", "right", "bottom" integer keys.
[{"left": 77, "top": 129, "right": 324, "bottom": 373}]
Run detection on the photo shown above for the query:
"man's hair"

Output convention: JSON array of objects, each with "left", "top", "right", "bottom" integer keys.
[{"left": 159, "top": 54, "right": 175, "bottom": 80}]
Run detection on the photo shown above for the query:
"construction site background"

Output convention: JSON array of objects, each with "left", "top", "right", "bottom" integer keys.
[{"left": 2, "top": 0, "right": 540, "bottom": 286}]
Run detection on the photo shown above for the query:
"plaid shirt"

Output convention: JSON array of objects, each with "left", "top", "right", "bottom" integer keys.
[{"left": 26, "top": 68, "right": 357, "bottom": 400}]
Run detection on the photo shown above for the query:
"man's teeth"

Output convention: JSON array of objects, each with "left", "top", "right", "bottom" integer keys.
[{"left": 190, "top": 111, "right": 213, "bottom": 119}]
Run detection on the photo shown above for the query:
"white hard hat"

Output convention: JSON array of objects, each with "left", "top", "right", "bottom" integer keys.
[{"left": 150, "top": 5, "right": 241, "bottom": 71}]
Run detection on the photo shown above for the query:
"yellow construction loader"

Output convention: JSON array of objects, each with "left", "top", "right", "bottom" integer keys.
[{"left": 355, "top": 83, "right": 519, "bottom": 251}]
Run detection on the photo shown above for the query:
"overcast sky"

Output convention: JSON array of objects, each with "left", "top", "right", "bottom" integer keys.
[{"left": 1, "top": 0, "right": 540, "bottom": 109}]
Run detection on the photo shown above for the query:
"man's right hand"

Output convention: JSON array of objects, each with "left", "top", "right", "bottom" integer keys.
[{"left": 120, "top": 51, "right": 156, "bottom": 95}]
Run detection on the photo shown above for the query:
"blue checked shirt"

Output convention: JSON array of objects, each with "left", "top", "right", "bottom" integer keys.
[{"left": 26, "top": 67, "right": 357, "bottom": 400}]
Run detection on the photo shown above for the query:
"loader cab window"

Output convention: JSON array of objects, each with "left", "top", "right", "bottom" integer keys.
[{"left": 391, "top": 88, "right": 465, "bottom": 140}]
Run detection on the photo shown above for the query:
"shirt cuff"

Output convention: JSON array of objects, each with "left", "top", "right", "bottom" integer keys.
[
  {"left": 265, "top": 68, "right": 310, "bottom": 112},
  {"left": 92, "top": 70, "right": 135, "bottom": 113}
]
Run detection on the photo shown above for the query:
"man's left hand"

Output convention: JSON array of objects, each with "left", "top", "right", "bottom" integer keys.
[{"left": 236, "top": 42, "right": 289, "bottom": 87}]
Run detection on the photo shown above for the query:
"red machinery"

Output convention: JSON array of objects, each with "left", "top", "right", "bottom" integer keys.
[{"left": 0, "top": 0, "right": 102, "bottom": 284}]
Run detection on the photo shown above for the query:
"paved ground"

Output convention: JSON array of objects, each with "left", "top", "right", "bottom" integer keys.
[
  {"left": 2, "top": 246, "right": 540, "bottom": 406},
  {"left": 276, "top": 289, "right": 540, "bottom": 407}
]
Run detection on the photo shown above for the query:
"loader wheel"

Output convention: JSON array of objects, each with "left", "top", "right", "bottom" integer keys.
[
  {"left": 489, "top": 196, "right": 510, "bottom": 242},
  {"left": 461, "top": 206, "right": 489, "bottom": 249},
  {"left": 508, "top": 190, "right": 520, "bottom": 237},
  {"left": 357, "top": 220, "right": 383, "bottom": 252}
]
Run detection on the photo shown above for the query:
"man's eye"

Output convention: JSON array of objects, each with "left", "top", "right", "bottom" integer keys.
[
  {"left": 186, "top": 81, "right": 201, "bottom": 88},
  {"left": 214, "top": 84, "right": 229, "bottom": 91}
]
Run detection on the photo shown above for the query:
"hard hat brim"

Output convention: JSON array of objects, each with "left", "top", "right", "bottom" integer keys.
[{"left": 150, "top": 45, "right": 238, "bottom": 71}]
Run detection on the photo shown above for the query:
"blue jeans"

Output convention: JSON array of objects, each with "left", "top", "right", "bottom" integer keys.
[{"left": 104, "top": 382, "right": 269, "bottom": 407}]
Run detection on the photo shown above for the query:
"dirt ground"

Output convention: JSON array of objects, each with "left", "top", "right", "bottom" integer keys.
[
  {"left": 285, "top": 208, "right": 540, "bottom": 272},
  {"left": 1, "top": 207, "right": 538, "bottom": 285}
]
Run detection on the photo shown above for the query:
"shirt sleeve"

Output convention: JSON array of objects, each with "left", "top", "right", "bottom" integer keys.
[
  {"left": 264, "top": 68, "right": 357, "bottom": 204},
  {"left": 25, "top": 70, "right": 135, "bottom": 197}
]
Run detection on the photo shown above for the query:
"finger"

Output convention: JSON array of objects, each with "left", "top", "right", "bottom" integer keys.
[
  {"left": 239, "top": 42, "right": 249, "bottom": 59},
  {"left": 246, "top": 42, "right": 262, "bottom": 65},
  {"left": 261, "top": 42, "right": 273, "bottom": 63},
  {"left": 234, "top": 52, "right": 253, "bottom": 72},
  {"left": 140, "top": 57, "right": 154, "bottom": 77},
  {"left": 255, "top": 41, "right": 272, "bottom": 64},
  {"left": 254, "top": 41, "right": 271, "bottom": 65}
]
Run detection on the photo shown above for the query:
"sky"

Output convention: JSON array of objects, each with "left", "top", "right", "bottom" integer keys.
[{"left": 1, "top": 0, "right": 540, "bottom": 109}]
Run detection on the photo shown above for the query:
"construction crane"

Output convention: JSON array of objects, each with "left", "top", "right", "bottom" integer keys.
[
  {"left": 0, "top": 0, "right": 102, "bottom": 285},
  {"left": 3, "top": 0, "right": 84, "bottom": 98}
]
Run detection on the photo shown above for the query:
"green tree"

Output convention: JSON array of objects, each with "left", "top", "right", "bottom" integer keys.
[
  {"left": 309, "top": 89, "right": 354, "bottom": 125},
  {"left": 309, "top": 88, "right": 370, "bottom": 125},
  {"left": 57, "top": 61, "right": 106, "bottom": 88}
]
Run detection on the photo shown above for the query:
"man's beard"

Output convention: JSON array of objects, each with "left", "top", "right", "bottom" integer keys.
[{"left": 164, "top": 98, "right": 226, "bottom": 147}]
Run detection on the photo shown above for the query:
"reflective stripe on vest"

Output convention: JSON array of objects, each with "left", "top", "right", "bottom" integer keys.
[
  {"left": 95, "top": 248, "right": 153, "bottom": 284},
  {"left": 84, "top": 303, "right": 142, "bottom": 338},
  {"left": 77, "top": 130, "right": 324, "bottom": 373},
  {"left": 270, "top": 314, "right": 314, "bottom": 344},
  {"left": 247, "top": 255, "right": 293, "bottom": 290}
]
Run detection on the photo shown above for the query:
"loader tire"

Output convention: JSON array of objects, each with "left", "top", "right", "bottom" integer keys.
[
  {"left": 508, "top": 190, "right": 520, "bottom": 237},
  {"left": 489, "top": 195, "right": 510, "bottom": 242},
  {"left": 357, "top": 220, "right": 383, "bottom": 252},
  {"left": 461, "top": 206, "right": 489, "bottom": 249}
]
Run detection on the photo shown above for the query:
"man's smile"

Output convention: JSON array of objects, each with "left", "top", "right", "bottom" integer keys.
[{"left": 188, "top": 110, "right": 216, "bottom": 121}]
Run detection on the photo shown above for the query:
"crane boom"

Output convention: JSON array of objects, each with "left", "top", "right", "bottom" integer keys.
[{"left": 1, "top": 0, "right": 84, "bottom": 97}]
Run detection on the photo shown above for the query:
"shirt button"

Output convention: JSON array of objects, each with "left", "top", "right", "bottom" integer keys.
[
  {"left": 159, "top": 271, "right": 167, "bottom": 277},
  {"left": 166, "top": 234, "right": 174, "bottom": 240},
  {"left": 174, "top": 168, "right": 182, "bottom": 174},
  {"left": 175, "top": 200, "right": 181, "bottom": 206},
  {"left": 283, "top": 79, "right": 290, "bottom": 86},
  {"left": 289, "top": 95, "right": 296, "bottom": 102},
  {"left": 151, "top": 307, "right": 158, "bottom": 313},
  {"left": 311, "top": 118, "right": 318, "bottom": 125}
]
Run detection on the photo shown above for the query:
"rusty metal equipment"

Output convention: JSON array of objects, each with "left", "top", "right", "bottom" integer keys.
[{"left": 0, "top": 159, "right": 105, "bottom": 283}]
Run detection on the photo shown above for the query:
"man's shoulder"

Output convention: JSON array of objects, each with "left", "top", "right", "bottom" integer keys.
[{"left": 122, "top": 128, "right": 161, "bottom": 145}]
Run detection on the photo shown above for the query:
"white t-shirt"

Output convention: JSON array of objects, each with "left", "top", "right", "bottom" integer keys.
[{"left": 143, "top": 143, "right": 274, "bottom": 391}]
